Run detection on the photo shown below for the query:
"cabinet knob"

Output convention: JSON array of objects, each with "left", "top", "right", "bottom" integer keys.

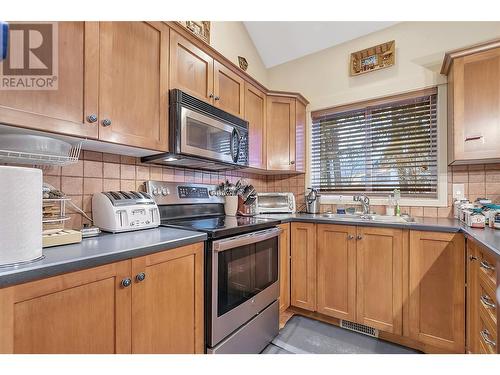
[
  {"left": 290, "top": 160, "right": 295, "bottom": 165},
  {"left": 469, "top": 255, "right": 477, "bottom": 261},
  {"left": 101, "top": 119, "right": 112, "bottom": 127},
  {"left": 86, "top": 114, "right": 97, "bottom": 123},
  {"left": 121, "top": 278, "right": 132, "bottom": 288},
  {"left": 135, "top": 272, "right": 146, "bottom": 282},
  {"left": 357, "top": 235, "right": 363, "bottom": 240},
  {"left": 209, "top": 93, "right": 214, "bottom": 99},
  {"left": 348, "top": 235, "right": 354, "bottom": 240},
  {"left": 214, "top": 96, "right": 220, "bottom": 101}
]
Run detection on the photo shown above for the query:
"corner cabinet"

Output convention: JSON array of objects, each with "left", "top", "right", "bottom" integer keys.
[
  {"left": 245, "top": 83, "right": 267, "bottom": 169},
  {"left": 443, "top": 42, "right": 500, "bottom": 164},
  {"left": 408, "top": 231, "right": 465, "bottom": 353},
  {"left": 0, "top": 243, "right": 204, "bottom": 354}
]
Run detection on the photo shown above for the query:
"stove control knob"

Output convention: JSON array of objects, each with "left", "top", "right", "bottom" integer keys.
[
  {"left": 152, "top": 187, "right": 159, "bottom": 196},
  {"left": 209, "top": 190, "right": 215, "bottom": 196},
  {"left": 161, "top": 187, "right": 169, "bottom": 196}
]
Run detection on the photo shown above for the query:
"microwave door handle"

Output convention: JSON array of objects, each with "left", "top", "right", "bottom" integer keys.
[
  {"left": 230, "top": 128, "right": 241, "bottom": 163},
  {"left": 213, "top": 227, "right": 281, "bottom": 252}
]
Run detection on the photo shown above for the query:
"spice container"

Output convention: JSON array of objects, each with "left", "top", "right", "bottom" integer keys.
[{"left": 468, "top": 208, "right": 485, "bottom": 228}]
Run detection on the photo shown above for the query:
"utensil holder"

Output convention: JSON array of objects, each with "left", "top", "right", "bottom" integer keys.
[{"left": 224, "top": 196, "right": 238, "bottom": 216}]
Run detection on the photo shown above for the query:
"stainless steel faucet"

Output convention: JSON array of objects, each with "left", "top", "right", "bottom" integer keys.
[{"left": 353, "top": 195, "right": 370, "bottom": 214}]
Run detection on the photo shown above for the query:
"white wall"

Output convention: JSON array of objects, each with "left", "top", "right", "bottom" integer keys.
[
  {"left": 266, "top": 22, "right": 500, "bottom": 111},
  {"left": 210, "top": 22, "right": 268, "bottom": 85}
]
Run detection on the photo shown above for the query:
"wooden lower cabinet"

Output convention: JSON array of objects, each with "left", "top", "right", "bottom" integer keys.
[
  {"left": 290, "top": 222, "right": 316, "bottom": 311},
  {"left": 0, "top": 260, "right": 131, "bottom": 354},
  {"left": 316, "top": 224, "right": 356, "bottom": 321},
  {"left": 0, "top": 242, "right": 204, "bottom": 354},
  {"left": 131, "top": 243, "right": 204, "bottom": 354},
  {"left": 356, "top": 227, "right": 404, "bottom": 335},
  {"left": 279, "top": 223, "right": 291, "bottom": 313},
  {"left": 408, "top": 231, "right": 465, "bottom": 353}
]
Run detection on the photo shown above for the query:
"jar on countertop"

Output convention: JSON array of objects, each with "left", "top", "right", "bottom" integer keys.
[{"left": 469, "top": 208, "right": 485, "bottom": 229}]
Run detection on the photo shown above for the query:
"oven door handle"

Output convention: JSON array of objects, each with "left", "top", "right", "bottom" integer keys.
[{"left": 213, "top": 227, "right": 281, "bottom": 252}]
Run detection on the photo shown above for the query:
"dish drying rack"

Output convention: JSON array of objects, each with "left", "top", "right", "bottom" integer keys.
[
  {"left": 43, "top": 197, "right": 71, "bottom": 233},
  {"left": 0, "top": 142, "right": 82, "bottom": 166}
]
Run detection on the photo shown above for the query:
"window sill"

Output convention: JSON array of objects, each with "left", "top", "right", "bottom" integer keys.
[{"left": 319, "top": 194, "right": 448, "bottom": 208}]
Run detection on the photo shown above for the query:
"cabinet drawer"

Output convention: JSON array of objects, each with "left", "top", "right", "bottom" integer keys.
[
  {"left": 477, "top": 248, "right": 497, "bottom": 290},
  {"left": 478, "top": 277, "right": 497, "bottom": 326},
  {"left": 478, "top": 306, "right": 497, "bottom": 354}
]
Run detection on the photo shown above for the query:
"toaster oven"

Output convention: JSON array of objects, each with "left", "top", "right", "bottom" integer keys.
[{"left": 256, "top": 192, "right": 296, "bottom": 214}]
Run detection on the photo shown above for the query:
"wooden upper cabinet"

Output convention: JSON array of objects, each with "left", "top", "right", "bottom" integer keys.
[
  {"left": 131, "top": 243, "right": 204, "bottom": 354},
  {"left": 316, "top": 224, "right": 356, "bottom": 321},
  {"left": 0, "top": 261, "right": 131, "bottom": 354},
  {"left": 266, "top": 96, "right": 296, "bottom": 171},
  {"left": 244, "top": 83, "right": 267, "bottom": 169},
  {"left": 408, "top": 231, "right": 465, "bottom": 353},
  {"left": 356, "top": 226, "right": 403, "bottom": 335},
  {"left": 0, "top": 22, "right": 98, "bottom": 139},
  {"left": 98, "top": 22, "right": 169, "bottom": 151},
  {"left": 444, "top": 44, "right": 500, "bottom": 164},
  {"left": 170, "top": 30, "right": 214, "bottom": 103},
  {"left": 290, "top": 222, "right": 316, "bottom": 311},
  {"left": 214, "top": 60, "right": 245, "bottom": 117},
  {"left": 278, "top": 223, "right": 291, "bottom": 313},
  {"left": 295, "top": 100, "right": 306, "bottom": 173}
]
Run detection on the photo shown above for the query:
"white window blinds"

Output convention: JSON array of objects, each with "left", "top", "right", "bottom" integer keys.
[{"left": 311, "top": 89, "right": 438, "bottom": 198}]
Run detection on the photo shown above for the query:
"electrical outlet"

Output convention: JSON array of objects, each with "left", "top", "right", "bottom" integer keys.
[{"left": 452, "top": 184, "right": 465, "bottom": 200}]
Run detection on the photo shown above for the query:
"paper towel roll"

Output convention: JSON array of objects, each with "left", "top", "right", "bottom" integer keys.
[{"left": 0, "top": 166, "right": 42, "bottom": 265}]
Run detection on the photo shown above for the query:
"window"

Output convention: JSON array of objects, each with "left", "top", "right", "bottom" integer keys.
[{"left": 310, "top": 88, "right": 438, "bottom": 199}]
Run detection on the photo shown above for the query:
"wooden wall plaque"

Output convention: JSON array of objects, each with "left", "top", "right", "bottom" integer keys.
[{"left": 350, "top": 40, "right": 395, "bottom": 76}]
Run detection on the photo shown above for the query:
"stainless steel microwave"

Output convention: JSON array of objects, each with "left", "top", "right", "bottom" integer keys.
[{"left": 142, "top": 89, "right": 249, "bottom": 171}]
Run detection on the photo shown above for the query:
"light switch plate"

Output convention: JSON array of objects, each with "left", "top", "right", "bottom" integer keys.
[{"left": 452, "top": 183, "right": 465, "bottom": 200}]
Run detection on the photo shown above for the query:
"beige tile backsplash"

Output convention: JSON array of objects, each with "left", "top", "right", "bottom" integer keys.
[{"left": 23, "top": 148, "right": 500, "bottom": 230}]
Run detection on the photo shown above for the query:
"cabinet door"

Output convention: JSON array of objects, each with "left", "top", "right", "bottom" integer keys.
[
  {"left": 408, "top": 231, "right": 465, "bottom": 353},
  {"left": 0, "top": 22, "right": 98, "bottom": 138},
  {"left": 244, "top": 82, "right": 267, "bottom": 169},
  {"left": 466, "top": 239, "right": 479, "bottom": 353},
  {"left": 290, "top": 222, "right": 316, "bottom": 311},
  {"left": 356, "top": 226, "right": 404, "bottom": 334},
  {"left": 170, "top": 31, "right": 214, "bottom": 103},
  {"left": 295, "top": 100, "right": 307, "bottom": 173},
  {"left": 0, "top": 261, "right": 131, "bottom": 354},
  {"left": 279, "top": 223, "right": 291, "bottom": 312},
  {"left": 451, "top": 47, "right": 500, "bottom": 161},
  {"left": 214, "top": 60, "right": 245, "bottom": 117},
  {"left": 98, "top": 22, "right": 168, "bottom": 151},
  {"left": 266, "top": 96, "right": 296, "bottom": 171},
  {"left": 131, "top": 243, "right": 204, "bottom": 354},
  {"left": 317, "top": 224, "right": 356, "bottom": 321}
]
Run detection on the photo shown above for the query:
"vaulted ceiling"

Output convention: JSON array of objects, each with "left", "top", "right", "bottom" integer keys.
[{"left": 243, "top": 21, "right": 399, "bottom": 68}]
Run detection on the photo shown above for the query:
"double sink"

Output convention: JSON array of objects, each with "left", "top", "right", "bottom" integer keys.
[{"left": 319, "top": 212, "right": 415, "bottom": 224}]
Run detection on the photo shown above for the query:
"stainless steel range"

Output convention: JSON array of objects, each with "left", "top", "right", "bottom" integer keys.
[{"left": 145, "top": 181, "right": 280, "bottom": 354}]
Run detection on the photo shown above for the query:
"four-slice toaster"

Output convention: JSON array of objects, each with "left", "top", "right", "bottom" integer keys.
[{"left": 92, "top": 191, "right": 160, "bottom": 233}]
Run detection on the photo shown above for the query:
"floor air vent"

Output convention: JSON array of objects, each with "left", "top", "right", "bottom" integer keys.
[{"left": 340, "top": 320, "right": 379, "bottom": 338}]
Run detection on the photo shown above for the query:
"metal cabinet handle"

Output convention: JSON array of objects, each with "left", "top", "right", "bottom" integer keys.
[
  {"left": 480, "top": 295, "right": 496, "bottom": 309},
  {"left": 214, "top": 96, "right": 220, "bottom": 101},
  {"left": 135, "top": 272, "right": 146, "bottom": 282},
  {"left": 209, "top": 93, "right": 214, "bottom": 99},
  {"left": 121, "top": 278, "right": 132, "bottom": 288},
  {"left": 348, "top": 235, "right": 354, "bottom": 240},
  {"left": 469, "top": 255, "right": 477, "bottom": 261},
  {"left": 86, "top": 114, "right": 97, "bottom": 123},
  {"left": 101, "top": 119, "right": 112, "bottom": 127},
  {"left": 480, "top": 329, "right": 496, "bottom": 347},
  {"left": 290, "top": 160, "right": 295, "bottom": 165},
  {"left": 357, "top": 235, "right": 363, "bottom": 240},
  {"left": 465, "top": 135, "right": 483, "bottom": 142},
  {"left": 480, "top": 260, "right": 495, "bottom": 271}
]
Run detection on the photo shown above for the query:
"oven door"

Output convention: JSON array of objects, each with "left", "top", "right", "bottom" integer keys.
[
  {"left": 180, "top": 106, "right": 243, "bottom": 165},
  {"left": 210, "top": 227, "right": 280, "bottom": 346}
]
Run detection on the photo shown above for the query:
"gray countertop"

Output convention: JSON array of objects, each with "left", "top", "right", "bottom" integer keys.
[
  {"left": 257, "top": 213, "right": 500, "bottom": 258},
  {"left": 0, "top": 227, "right": 207, "bottom": 288}
]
